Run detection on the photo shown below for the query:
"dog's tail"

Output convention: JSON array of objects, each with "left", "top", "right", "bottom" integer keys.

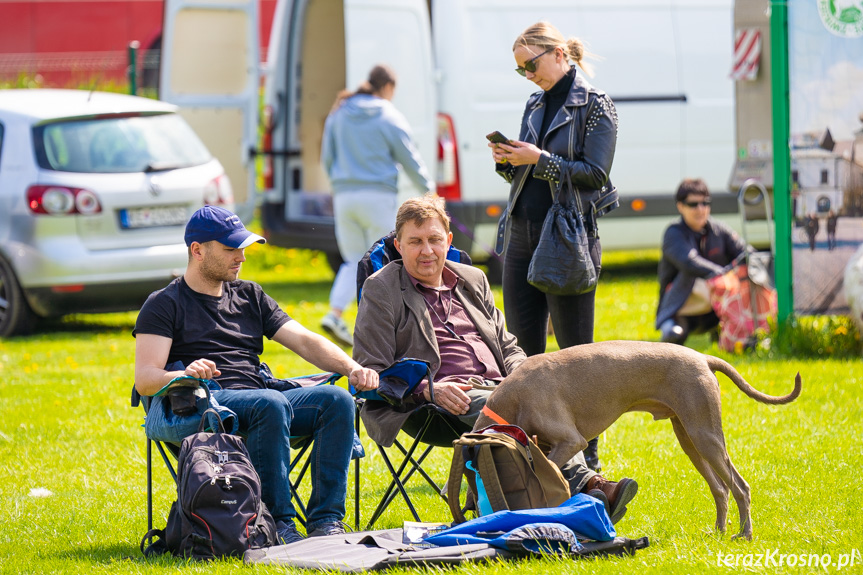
[{"left": 707, "top": 357, "right": 802, "bottom": 405}]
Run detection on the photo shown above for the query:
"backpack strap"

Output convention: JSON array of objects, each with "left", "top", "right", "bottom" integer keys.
[
  {"left": 473, "top": 439, "right": 511, "bottom": 513},
  {"left": 447, "top": 443, "right": 470, "bottom": 524},
  {"left": 140, "top": 528, "right": 169, "bottom": 557},
  {"left": 197, "top": 408, "right": 226, "bottom": 434}
]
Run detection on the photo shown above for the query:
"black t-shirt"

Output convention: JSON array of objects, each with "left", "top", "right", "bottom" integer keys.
[{"left": 133, "top": 277, "right": 292, "bottom": 389}]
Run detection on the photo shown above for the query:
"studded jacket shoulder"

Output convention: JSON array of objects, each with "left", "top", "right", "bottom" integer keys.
[{"left": 494, "top": 68, "right": 619, "bottom": 255}]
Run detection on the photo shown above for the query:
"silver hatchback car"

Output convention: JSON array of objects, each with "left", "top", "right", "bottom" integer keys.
[{"left": 0, "top": 89, "right": 233, "bottom": 337}]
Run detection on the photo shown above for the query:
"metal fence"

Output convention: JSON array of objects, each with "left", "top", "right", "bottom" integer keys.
[{"left": 0, "top": 48, "right": 161, "bottom": 91}]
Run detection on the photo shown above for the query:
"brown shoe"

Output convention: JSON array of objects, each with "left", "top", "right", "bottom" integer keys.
[{"left": 585, "top": 475, "right": 638, "bottom": 524}]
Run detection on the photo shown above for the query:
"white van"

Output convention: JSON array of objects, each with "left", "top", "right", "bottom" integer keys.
[{"left": 160, "top": 0, "right": 736, "bottom": 280}]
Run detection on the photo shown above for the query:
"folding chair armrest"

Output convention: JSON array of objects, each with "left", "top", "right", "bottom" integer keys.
[
  {"left": 350, "top": 358, "right": 433, "bottom": 404},
  {"left": 260, "top": 364, "right": 344, "bottom": 391}
]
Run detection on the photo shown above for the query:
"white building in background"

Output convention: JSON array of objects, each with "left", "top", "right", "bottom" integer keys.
[
  {"left": 791, "top": 127, "right": 863, "bottom": 218},
  {"left": 791, "top": 147, "right": 845, "bottom": 217}
]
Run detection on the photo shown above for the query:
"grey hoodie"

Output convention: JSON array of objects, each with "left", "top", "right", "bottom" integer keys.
[{"left": 321, "top": 94, "right": 432, "bottom": 194}]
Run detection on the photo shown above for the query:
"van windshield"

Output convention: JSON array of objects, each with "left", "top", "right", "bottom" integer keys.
[{"left": 33, "top": 113, "right": 212, "bottom": 173}]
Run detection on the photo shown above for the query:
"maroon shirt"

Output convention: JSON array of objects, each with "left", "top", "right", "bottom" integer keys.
[{"left": 409, "top": 267, "right": 503, "bottom": 384}]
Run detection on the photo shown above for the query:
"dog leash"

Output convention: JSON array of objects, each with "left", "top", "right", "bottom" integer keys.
[{"left": 481, "top": 405, "right": 510, "bottom": 425}]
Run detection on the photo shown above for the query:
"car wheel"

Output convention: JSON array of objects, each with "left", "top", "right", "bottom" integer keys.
[{"left": 0, "top": 256, "right": 35, "bottom": 338}]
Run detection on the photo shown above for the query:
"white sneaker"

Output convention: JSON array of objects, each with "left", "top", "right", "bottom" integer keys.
[{"left": 321, "top": 312, "right": 353, "bottom": 346}]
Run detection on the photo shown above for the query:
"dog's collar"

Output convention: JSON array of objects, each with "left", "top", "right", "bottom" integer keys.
[{"left": 481, "top": 405, "right": 510, "bottom": 425}]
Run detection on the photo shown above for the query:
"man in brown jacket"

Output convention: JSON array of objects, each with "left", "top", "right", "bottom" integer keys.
[{"left": 353, "top": 193, "right": 638, "bottom": 523}]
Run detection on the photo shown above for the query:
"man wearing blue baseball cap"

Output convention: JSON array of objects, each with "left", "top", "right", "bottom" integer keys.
[
  {"left": 134, "top": 206, "right": 379, "bottom": 543},
  {"left": 182, "top": 204, "right": 267, "bottom": 248}
]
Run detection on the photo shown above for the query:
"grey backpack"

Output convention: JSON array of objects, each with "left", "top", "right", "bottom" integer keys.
[{"left": 142, "top": 409, "right": 278, "bottom": 560}]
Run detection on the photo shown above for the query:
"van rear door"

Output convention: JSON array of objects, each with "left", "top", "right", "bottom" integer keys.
[
  {"left": 159, "top": 0, "right": 260, "bottom": 222},
  {"left": 261, "top": 0, "right": 435, "bottom": 261},
  {"left": 344, "top": 0, "right": 436, "bottom": 186}
]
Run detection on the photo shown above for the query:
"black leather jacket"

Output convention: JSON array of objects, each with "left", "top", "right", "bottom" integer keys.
[{"left": 494, "top": 69, "right": 619, "bottom": 254}]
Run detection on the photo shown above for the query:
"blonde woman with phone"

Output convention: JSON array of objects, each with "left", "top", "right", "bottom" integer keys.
[{"left": 488, "top": 21, "right": 619, "bottom": 471}]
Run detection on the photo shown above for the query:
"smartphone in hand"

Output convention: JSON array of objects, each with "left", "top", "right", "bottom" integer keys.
[{"left": 486, "top": 131, "right": 512, "bottom": 145}]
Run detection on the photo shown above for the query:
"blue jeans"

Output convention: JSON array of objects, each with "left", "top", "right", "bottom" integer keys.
[{"left": 213, "top": 385, "right": 355, "bottom": 530}]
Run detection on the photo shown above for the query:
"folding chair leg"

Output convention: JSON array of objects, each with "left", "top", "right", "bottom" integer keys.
[
  {"left": 391, "top": 442, "right": 447, "bottom": 503},
  {"left": 142, "top": 438, "right": 178, "bottom": 550},
  {"left": 155, "top": 442, "right": 177, "bottom": 482},
  {"left": 364, "top": 409, "right": 460, "bottom": 530},
  {"left": 354, "top": 408, "right": 361, "bottom": 531},
  {"left": 146, "top": 438, "right": 153, "bottom": 534},
  {"left": 365, "top": 411, "right": 441, "bottom": 529},
  {"left": 289, "top": 440, "right": 313, "bottom": 528},
  {"left": 373, "top": 443, "right": 436, "bottom": 520},
  {"left": 285, "top": 432, "right": 361, "bottom": 531},
  {"left": 290, "top": 460, "right": 310, "bottom": 528},
  {"left": 366, "top": 440, "right": 424, "bottom": 529}
]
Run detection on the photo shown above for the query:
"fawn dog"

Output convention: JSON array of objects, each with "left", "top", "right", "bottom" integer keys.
[{"left": 473, "top": 340, "right": 801, "bottom": 540}]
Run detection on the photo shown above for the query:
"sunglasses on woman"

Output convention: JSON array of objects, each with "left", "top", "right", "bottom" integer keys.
[
  {"left": 515, "top": 48, "right": 553, "bottom": 76},
  {"left": 683, "top": 199, "right": 712, "bottom": 208}
]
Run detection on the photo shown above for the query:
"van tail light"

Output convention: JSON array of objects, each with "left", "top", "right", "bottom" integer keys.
[
  {"left": 262, "top": 105, "right": 275, "bottom": 190},
  {"left": 26, "top": 186, "right": 102, "bottom": 215},
  {"left": 52, "top": 285, "right": 84, "bottom": 293},
  {"left": 203, "top": 174, "right": 234, "bottom": 206},
  {"left": 437, "top": 113, "right": 461, "bottom": 201}
]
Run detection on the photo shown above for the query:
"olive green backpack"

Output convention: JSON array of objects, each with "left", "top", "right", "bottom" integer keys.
[{"left": 448, "top": 424, "right": 571, "bottom": 523}]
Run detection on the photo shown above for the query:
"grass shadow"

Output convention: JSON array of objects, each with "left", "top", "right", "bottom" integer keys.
[
  {"left": 61, "top": 542, "right": 169, "bottom": 566},
  {"left": 26, "top": 315, "right": 136, "bottom": 337},
  {"left": 601, "top": 257, "right": 660, "bottom": 282},
  {"left": 9, "top": 318, "right": 135, "bottom": 339},
  {"left": 51, "top": 318, "right": 134, "bottom": 334}
]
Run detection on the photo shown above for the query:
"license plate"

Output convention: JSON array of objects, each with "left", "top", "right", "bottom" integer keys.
[{"left": 120, "top": 205, "right": 188, "bottom": 229}]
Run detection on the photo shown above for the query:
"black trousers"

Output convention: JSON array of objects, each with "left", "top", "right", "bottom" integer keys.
[{"left": 502, "top": 215, "right": 602, "bottom": 356}]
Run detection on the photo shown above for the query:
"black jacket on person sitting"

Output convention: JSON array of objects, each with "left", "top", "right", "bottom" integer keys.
[{"left": 655, "top": 217, "right": 748, "bottom": 329}]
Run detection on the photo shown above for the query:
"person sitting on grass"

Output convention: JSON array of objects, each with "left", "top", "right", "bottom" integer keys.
[
  {"left": 656, "top": 178, "right": 748, "bottom": 345},
  {"left": 353, "top": 193, "right": 638, "bottom": 523},
  {"left": 133, "top": 205, "right": 379, "bottom": 544}
]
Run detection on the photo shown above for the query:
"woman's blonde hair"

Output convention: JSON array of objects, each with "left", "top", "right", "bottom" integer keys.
[{"left": 513, "top": 21, "right": 596, "bottom": 77}]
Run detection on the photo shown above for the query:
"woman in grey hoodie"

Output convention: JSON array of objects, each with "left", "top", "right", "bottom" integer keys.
[{"left": 320, "top": 64, "right": 433, "bottom": 346}]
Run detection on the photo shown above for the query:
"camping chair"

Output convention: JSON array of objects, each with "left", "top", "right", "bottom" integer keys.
[
  {"left": 351, "top": 358, "right": 472, "bottom": 529},
  {"left": 355, "top": 230, "right": 471, "bottom": 301},
  {"left": 131, "top": 367, "right": 352, "bottom": 540},
  {"left": 352, "top": 231, "right": 474, "bottom": 529}
]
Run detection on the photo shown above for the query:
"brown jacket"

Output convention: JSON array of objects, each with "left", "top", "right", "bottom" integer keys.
[{"left": 353, "top": 259, "right": 525, "bottom": 445}]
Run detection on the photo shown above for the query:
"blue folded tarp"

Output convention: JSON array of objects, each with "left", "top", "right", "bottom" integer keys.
[{"left": 425, "top": 493, "right": 615, "bottom": 548}]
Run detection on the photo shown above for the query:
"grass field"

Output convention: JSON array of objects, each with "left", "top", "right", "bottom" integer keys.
[{"left": 0, "top": 245, "right": 861, "bottom": 574}]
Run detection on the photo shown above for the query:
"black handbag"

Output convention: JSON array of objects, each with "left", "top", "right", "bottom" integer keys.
[{"left": 526, "top": 167, "right": 597, "bottom": 295}]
